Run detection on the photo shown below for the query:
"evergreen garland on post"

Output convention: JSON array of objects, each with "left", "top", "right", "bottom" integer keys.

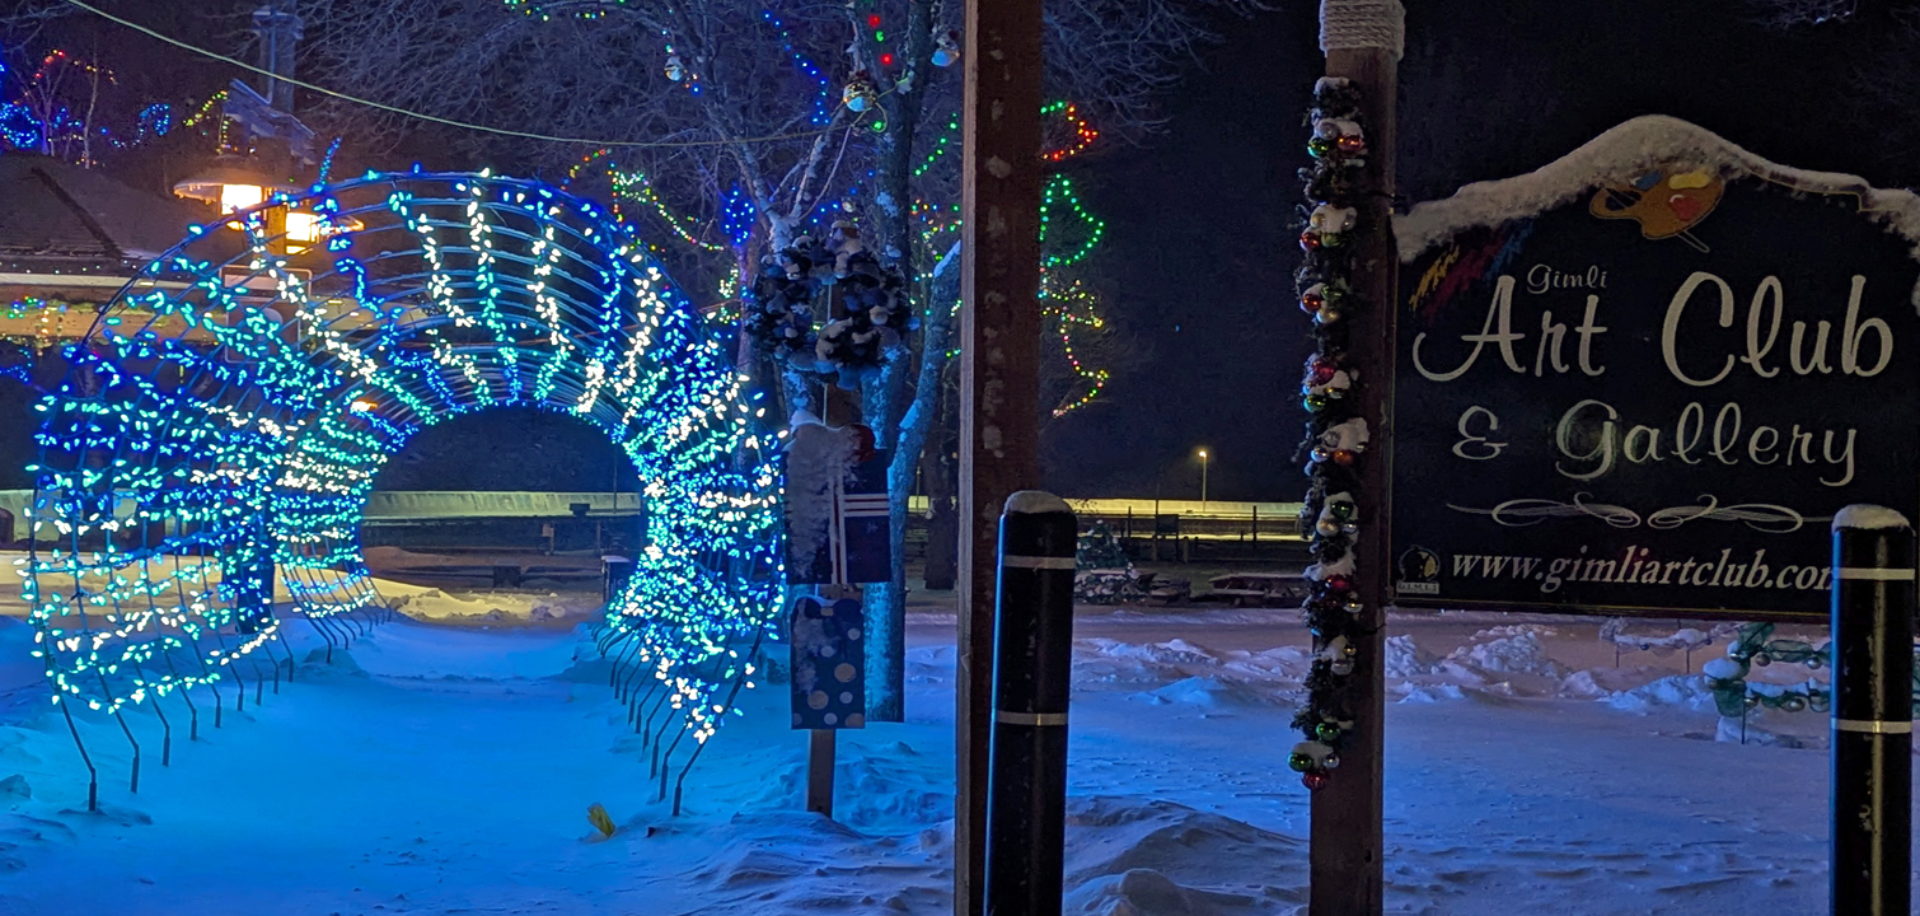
[{"left": 1288, "top": 77, "right": 1373, "bottom": 791}]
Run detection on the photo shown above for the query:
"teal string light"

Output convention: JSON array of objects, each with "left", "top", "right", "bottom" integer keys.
[{"left": 28, "top": 173, "right": 782, "bottom": 764}]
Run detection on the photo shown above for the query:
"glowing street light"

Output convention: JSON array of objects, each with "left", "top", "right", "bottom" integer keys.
[
  {"left": 171, "top": 155, "right": 283, "bottom": 212},
  {"left": 1196, "top": 447, "right": 1210, "bottom": 507}
]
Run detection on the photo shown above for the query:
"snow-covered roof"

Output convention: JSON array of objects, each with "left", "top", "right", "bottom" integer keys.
[{"left": 1394, "top": 115, "right": 1920, "bottom": 304}]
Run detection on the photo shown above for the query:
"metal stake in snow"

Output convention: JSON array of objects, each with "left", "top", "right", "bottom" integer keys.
[
  {"left": 1829, "top": 505, "right": 1914, "bottom": 916},
  {"left": 982, "top": 491, "right": 1075, "bottom": 916}
]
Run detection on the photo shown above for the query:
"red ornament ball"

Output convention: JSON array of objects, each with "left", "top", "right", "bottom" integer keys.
[
  {"left": 1309, "top": 363, "right": 1338, "bottom": 385},
  {"left": 1337, "top": 135, "right": 1366, "bottom": 154},
  {"left": 1326, "top": 575, "right": 1354, "bottom": 594},
  {"left": 1302, "top": 771, "right": 1331, "bottom": 790},
  {"left": 1301, "top": 291, "right": 1325, "bottom": 313},
  {"left": 1299, "top": 231, "right": 1322, "bottom": 251}
]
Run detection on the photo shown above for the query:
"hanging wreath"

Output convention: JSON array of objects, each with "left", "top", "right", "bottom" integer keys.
[
  {"left": 1288, "top": 77, "right": 1373, "bottom": 791},
  {"left": 743, "top": 222, "right": 915, "bottom": 386}
]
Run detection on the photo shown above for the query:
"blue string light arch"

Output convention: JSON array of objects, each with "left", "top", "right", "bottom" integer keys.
[{"left": 26, "top": 171, "right": 782, "bottom": 806}]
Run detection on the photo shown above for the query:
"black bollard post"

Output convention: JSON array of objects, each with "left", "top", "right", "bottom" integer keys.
[
  {"left": 1830, "top": 505, "right": 1914, "bottom": 916},
  {"left": 983, "top": 491, "right": 1076, "bottom": 916}
]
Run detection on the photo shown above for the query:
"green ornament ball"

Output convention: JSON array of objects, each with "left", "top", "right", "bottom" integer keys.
[
  {"left": 1288, "top": 752, "right": 1315, "bottom": 773},
  {"left": 1307, "top": 137, "right": 1334, "bottom": 158},
  {"left": 1314, "top": 721, "right": 1342, "bottom": 742},
  {"left": 1303, "top": 393, "right": 1329, "bottom": 412}
]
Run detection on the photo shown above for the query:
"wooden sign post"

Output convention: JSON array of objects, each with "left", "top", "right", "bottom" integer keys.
[
  {"left": 957, "top": 0, "right": 1045, "bottom": 910},
  {"left": 1313, "top": 3, "right": 1402, "bottom": 914},
  {"left": 784, "top": 419, "right": 890, "bottom": 820}
]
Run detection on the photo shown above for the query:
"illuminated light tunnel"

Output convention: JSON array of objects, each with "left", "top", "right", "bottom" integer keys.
[{"left": 25, "top": 171, "right": 782, "bottom": 804}]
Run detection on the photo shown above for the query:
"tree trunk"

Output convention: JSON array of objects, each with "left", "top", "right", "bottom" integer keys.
[
  {"left": 857, "top": 0, "right": 941, "bottom": 723},
  {"left": 920, "top": 375, "right": 959, "bottom": 590}
]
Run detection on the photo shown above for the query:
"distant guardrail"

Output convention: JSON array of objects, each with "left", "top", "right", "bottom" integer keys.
[{"left": 0, "top": 490, "right": 1304, "bottom": 539}]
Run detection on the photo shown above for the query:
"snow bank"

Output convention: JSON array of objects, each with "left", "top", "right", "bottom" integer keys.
[
  {"left": 750, "top": 740, "right": 951, "bottom": 832},
  {"left": 1603, "top": 674, "right": 1716, "bottom": 713},
  {"left": 1134, "top": 676, "right": 1285, "bottom": 710},
  {"left": 1064, "top": 797, "right": 1305, "bottom": 915},
  {"left": 1446, "top": 630, "right": 1565, "bottom": 679},
  {"left": 1087, "top": 638, "right": 1220, "bottom": 666},
  {"left": 1385, "top": 634, "right": 1439, "bottom": 677}
]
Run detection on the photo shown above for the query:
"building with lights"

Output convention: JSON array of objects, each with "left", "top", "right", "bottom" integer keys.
[{"left": 0, "top": 155, "right": 214, "bottom": 515}]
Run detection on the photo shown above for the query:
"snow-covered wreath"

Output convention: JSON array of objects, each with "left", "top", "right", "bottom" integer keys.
[{"left": 744, "top": 221, "right": 915, "bottom": 387}]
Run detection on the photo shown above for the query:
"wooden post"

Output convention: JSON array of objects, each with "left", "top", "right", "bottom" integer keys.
[
  {"left": 1313, "top": 3, "right": 1400, "bottom": 915},
  {"left": 806, "top": 728, "right": 836, "bottom": 817},
  {"left": 957, "top": 0, "right": 1045, "bottom": 911}
]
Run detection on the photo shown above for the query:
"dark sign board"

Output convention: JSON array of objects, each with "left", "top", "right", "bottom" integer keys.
[
  {"left": 1390, "top": 124, "right": 1920, "bottom": 619},
  {"left": 790, "top": 595, "right": 865, "bottom": 729}
]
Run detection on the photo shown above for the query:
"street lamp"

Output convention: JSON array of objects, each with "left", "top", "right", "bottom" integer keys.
[
  {"left": 1196, "top": 447, "right": 1209, "bottom": 507},
  {"left": 171, "top": 155, "right": 283, "bottom": 212}
]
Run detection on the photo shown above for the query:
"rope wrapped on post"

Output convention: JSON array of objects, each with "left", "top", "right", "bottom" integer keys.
[{"left": 1319, "top": 0, "right": 1407, "bottom": 59}]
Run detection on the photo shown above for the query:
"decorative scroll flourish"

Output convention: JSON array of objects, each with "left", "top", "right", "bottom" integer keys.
[
  {"left": 1447, "top": 494, "right": 1640, "bottom": 528},
  {"left": 1450, "top": 494, "right": 1826, "bottom": 534},
  {"left": 1646, "top": 496, "right": 1825, "bottom": 533}
]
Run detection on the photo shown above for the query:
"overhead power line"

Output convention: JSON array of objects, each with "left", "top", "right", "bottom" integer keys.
[{"left": 61, "top": 0, "right": 840, "bottom": 149}]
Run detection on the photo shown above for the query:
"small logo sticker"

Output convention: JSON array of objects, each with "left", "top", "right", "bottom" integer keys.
[{"left": 1397, "top": 546, "right": 1441, "bottom": 595}]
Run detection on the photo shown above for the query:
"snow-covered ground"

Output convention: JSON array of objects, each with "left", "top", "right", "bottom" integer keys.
[{"left": 0, "top": 596, "right": 1886, "bottom": 915}]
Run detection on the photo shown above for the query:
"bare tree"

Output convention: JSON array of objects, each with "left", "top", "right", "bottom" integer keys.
[
  {"left": 301, "top": 0, "right": 1246, "bottom": 719},
  {"left": 1740, "top": 0, "right": 1920, "bottom": 180},
  {"left": 1743, "top": 0, "right": 1859, "bottom": 29}
]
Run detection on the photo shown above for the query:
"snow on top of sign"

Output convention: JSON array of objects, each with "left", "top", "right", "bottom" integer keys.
[
  {"left": 784, "top": 415, "right": 859, "bottom": 569},
  {"left": 1832, "top": 504, "right": 1912, "bottom": 532},
  {"left": 1395, "top": 115, "right": 1920, "bottom": 305}
]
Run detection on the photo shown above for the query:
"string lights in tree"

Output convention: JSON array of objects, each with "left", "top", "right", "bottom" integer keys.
[
  {"left": 0, "top": 50, "right": 244, "bottom": 165},
  {"left": 1040, "top": 101, "right": 1098, "bottom": 163},
  {"left": 1035, "top": 278, "right": 1110, "bottom": 416},
  {"left": 28, "top": 172, "right": 782, "bottom": 807},
  {"left": 910, "top": 103, "right": 1119, "bottom": 415}
]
